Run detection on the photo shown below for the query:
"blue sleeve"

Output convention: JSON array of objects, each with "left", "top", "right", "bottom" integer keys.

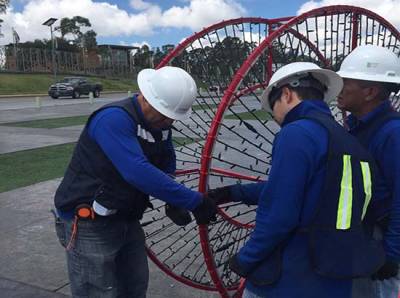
[
  {"left": 377, "top": 123, "right": 400, "bottom": 262},
  {"left": 237, "top": 122, "right": 325, "bottom": 268},
  {"left": 230, "top": 182, "right": 266, "bottom": 205},
  {"left": 161, "top": 133, "right": 176, "bottom": 175},
  {"left": 88, "top": 108, "right": 201, "bottom": 210}
]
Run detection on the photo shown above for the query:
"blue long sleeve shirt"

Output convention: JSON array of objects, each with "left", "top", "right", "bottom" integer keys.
[
  {"left": 347, "top": 100, "right": 400, "bottom": 262},
  {"left": 231, "top": 100, "right": 351, "bottom": 297},
  {"left": 87, "top": 97, "right": 202, "bottom": 211}
]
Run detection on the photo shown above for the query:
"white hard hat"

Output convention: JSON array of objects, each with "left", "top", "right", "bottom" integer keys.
[
  {"left": 261, "top": 62, "right": 343, "bottom": 111},
  {"left": 137, "top": 66, "right": 197, "bottom": 120},
  {"left": 337, "top": 45, "right": 400, "bottom": 84}
]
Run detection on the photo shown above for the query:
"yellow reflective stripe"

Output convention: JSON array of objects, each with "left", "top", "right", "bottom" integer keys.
[
  {"left": 337, "top": 155, "right": 353, "bottom": 230},
  {"left": 361, "top": 161, "right": 372, "bottom": 220}
]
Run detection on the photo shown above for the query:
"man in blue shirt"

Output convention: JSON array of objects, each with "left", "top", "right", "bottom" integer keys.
[
  {"left": 336, "top": 45, "right": 400, "bottom": 298},
  {"left": 208, "top": 62, "right": 384, "bottom": 298},
  {"left": 53, "top": 66, "right": 217, "bottom": 297}
]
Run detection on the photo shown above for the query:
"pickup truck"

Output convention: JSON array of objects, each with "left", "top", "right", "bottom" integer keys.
[{"left": 48, "top": 77, "right": 103, "bottom": 99}]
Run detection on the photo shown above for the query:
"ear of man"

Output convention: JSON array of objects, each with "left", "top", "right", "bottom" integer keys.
[{"left": 364, "top": 85, "right": 380, "bottom": 102}]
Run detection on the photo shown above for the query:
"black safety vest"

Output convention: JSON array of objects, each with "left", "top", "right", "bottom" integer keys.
[
  {"left": 54, "top": 97, "right": 172, "bottom": 220},
  {"left": 247, "top": 111, "right": 385, "bottom": 286}
]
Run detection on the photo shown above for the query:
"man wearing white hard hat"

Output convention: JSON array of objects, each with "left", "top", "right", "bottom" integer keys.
[
  {"left": 337, "top": 45, "right": 400, "bottom": 298},
  {"left": 206, "top": 62, "right": 384, "bottom": 298},
  {"left": 53, "top": 66, "right": 217, "bottom": 297}
]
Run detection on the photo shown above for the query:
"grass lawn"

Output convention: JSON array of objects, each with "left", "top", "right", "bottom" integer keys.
[
  {"left": 1, "top": 115, "right": 89, "bottom": 129},
  {"left": 0, "top": 143, "right": 76, "bottom": 193},
  {"left": 0, "top": 73, "right": 137, "bottom": 95},
  {"left": 0, "top": 136, "right": 200, "bottom": 193},
  {"left": 224, "top": 109, "right": 272, "bottom": 121},
  {"left": 193, "top": 103, "right": 217, "bottom": 111}
]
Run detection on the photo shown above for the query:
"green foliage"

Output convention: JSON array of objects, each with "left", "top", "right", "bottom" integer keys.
[
  {"left": 56, "top": 16, "right": 96, "bottom": 49},
  {"left": 82, "top": 30, "right": 97, "bottom": 50},
  {"left": 133, "top": 44, "right": 154, "bottom": 69},
  {"left": 0, "top": 0, "right": 9, "bottom": 14},
  {"left": 58, "top": 16, "right": 91, "bottom": 40}
]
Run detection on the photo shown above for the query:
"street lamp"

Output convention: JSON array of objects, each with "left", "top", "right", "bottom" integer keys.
[{"left": 42, "top": 17, "right": 58, "bottom": 81}]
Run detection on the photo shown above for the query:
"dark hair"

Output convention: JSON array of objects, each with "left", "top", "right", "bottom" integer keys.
[
  {"left": 288, "top": 86, "right": 324, "bottom": 101},
  {"left": 358, "top": 80, "right": 400, "bottom": 101},
  {"left": 267, "top": 75, "right": 326, "bottom": 110}
]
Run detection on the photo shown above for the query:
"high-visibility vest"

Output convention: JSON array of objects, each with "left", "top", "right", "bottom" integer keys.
[{"left": 247, "top": 111, "right": 385, "bottom": 286}]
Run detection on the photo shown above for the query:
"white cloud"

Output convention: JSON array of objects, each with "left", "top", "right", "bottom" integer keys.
[
  {"left": 0, "top": 0, "right": 245, "bottom": 45},
  {"left": 160, "top": 0, "right": 245, "bottom": 31},
  {"left": 131, "top": 41, "right": 150, "bottom": 48},
  {"left": 130, "top": 0, "right": 154, "bottom": 10},
  {"left": 297, "top": 0, "right": 400, "bottom": 29}
]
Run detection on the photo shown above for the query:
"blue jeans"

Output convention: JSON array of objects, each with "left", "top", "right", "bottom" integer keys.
[
  {"left": 59, "top": 217, "right": 149, "bottom": 298},
  {"left": 352, "top": 273, "right": 400, "bottom": 298},
  {"left": 243, "top": 288, "right": 265, "bottom": 298},
  {"left": 373, "top": 274, "right": 400, "bottom": 298}
]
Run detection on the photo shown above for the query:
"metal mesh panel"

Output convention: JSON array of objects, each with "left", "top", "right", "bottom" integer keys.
[{"left": 142, "top": 6, "right": 400, "bottom": 297}]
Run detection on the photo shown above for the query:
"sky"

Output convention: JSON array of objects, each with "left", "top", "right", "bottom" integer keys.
[{"left": 1, "top": 0, "right": 400, "bottom": 49}]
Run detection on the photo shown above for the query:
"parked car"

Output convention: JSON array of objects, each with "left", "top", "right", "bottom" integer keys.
[{"left": 48, "top": 77, "right": 103, "bottom": 99}]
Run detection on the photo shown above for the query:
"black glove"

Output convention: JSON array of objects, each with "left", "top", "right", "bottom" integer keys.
[
  {"left": 192, "top": 196, "right": 217, "bottom": 225},
  {"left": 206, "top": 186, "right": 233, "bottom": 205},
  {"left": 229, "top": 254, "right": 249, "bottom": 277},
  {"left": 165, "top": 203, "right": 192, "bottom": 226},
  {"left": 371, "top": 260, "right": 399, "bottom": 281}
]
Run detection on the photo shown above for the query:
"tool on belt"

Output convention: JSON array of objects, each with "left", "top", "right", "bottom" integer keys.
[{"left": 66, "top": 204, "right": 95, "bottom": 250}]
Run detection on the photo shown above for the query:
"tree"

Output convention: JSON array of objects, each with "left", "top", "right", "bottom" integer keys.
[
  {"left": 133, "top": 45, "right": 154, "bottom": 69},
  {"left": 82, "top": 29, "right": 97, "bottom": 50},
  {"left": 0, "top": 0, "right": 9, "bottom": 14},
  {"left": 0, "top": 0, "right": 9, "bottom": 37},
  {"left": 57, "top": 16, "right": 92, "bottom": 44}
]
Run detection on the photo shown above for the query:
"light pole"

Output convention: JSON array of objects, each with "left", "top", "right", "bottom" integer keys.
[{"left": 42, "top": 18, "right": 58, "bottom": 81}]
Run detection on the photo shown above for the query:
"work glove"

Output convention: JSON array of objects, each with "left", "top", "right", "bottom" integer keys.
[
  {"left": 371, "top": 260, "right": 399, "bottom": 281},
  {"left": 228, "top": 254, "right": 249, "bottom": 277},
  {"left": 165, "top": 203, "right": 192, "bottom": 226},
  {"left": 192, "top": 196, "right": 217, "bottom": 225},
  {"left": 206, "top": 186, "right": 233, "bottom": 205}
]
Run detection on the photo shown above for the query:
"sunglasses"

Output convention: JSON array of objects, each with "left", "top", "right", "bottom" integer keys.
[{"left": 268, "top": 86, "right": 284, "bottom": 110}]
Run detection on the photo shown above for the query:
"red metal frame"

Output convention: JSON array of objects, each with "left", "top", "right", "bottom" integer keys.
[
  {"left": 198, "top": 5, "right": 400, "bottom": 297},
  {"left": 146, "top": 5, "right": 400, "bottom": 297},
  {"left": 156, "top": 17, "right": 293, "bottom": 69}
]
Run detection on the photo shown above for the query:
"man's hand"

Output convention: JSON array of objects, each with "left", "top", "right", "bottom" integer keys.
[
  {"left": 165, "top": 204, "right": 192, "bottom": 226},
  {"left": 371, "top": 260, "right": 399, "bottom": 280},
  {"left": 192, "top": 196, "right": 217, "bottom": 225},
  {"left": 229, "top": 254, "right": 249, "bottom": 277},
  {"left": 206, "top": 186, "right": 233, "bottom": 205}
]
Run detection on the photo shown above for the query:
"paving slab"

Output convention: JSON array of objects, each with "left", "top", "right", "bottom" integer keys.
[
  {"left": 0, "top": 277, "right": 68, "bottom": 298},
  {"left": 0, "top": 126, "right": 82, "bottom": 154}
]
